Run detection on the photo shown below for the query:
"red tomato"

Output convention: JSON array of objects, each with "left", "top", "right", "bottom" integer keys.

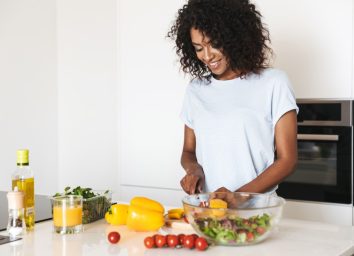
[
  {"left": 167, "top": 234, "right": 179, "bottom": 248},
  {"left": 177, "top": 234, "right": 185, "bottom": 245},
  {"left": 107, "top": 231, "right": 120, "bottom": 244},
  {"left": 256, "top": 227, "right": 266, "bottom": 235},
  {"left": 152, "top": 234, "right": 158, "bottom": 242},
  {"left": 144, "top": 236, "right": 155, "bottom": 249},
  {"left": 195, "top": 237, "right": 208, "bottom": 251},
  {"left": 191, "top": 234, "right": 199, "bottom": 240},
  {"left": 183, "top": 235, "right": 195, "bottom": 249},
  {"left": 155, "top": 235, "right": 167, "bottom": 248},
  {"left": 246, "top": 232, "right": 254, "bottom": 242}
]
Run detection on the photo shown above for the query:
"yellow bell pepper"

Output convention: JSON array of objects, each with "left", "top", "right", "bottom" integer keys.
[
  {"left": 130, "top": 196, "right": 164, "bottom": 213},
  {"left": 105, "top": 204, "right": 129, "bottom": 225},
  {"left": 126, "top": 197, "right": 165, "bottom": 231}
]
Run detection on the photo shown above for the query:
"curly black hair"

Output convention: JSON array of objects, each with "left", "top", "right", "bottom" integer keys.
[{"left": 167, "top": 0, "right": 272, "bottom": 81}]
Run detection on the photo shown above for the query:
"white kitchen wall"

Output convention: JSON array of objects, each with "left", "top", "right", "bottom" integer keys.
[
  {"left": 0, "top": 0, "right": 118, "bottom": 196},
  {"left": 57, "top": 0, "right": 117, "bottom": 192},
  {"left": 0, "top": 0, "right": 58, "bottom": 195},
  {"left": 255, "top": 0, "right": 353, "bottom": 99}
]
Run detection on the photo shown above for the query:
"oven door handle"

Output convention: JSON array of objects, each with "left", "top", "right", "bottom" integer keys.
[{"left": 297, "top": 134, "right": 339, "bottom": 141}]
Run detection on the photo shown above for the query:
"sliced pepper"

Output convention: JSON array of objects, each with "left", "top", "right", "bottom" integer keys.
[
  {"left": 209, "top": 199, "right": 228, "bottom": 209},
  {"left": 167, "top": 208, "right": 184, "bottom": 219},
  {"left": 209, "top": 199, "right": 228, "bottom": 217}
]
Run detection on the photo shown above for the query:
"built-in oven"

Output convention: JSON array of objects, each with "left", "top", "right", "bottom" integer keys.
[{"left": 277, "top": 99, "right": 353, "bottom": 204}]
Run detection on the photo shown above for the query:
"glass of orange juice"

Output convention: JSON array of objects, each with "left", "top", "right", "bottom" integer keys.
[{"left": 52, "top": 195, "right": 83, "bottom": 234}]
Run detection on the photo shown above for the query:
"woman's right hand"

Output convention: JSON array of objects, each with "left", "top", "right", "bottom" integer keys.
[{"left": 180, "top": 167, "right": 205, "bottom": 195}]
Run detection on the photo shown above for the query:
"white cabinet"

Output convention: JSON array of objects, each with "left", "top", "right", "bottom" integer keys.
[
  {"left": 255, "top": 0, "right": 353, "bottom": 99},
  {"left": 0, "top": 0, "right": 58, "bottom": 194},
  {"left": 117, "top": 0, "right": 188, "bottom": 205},
  {"left": 57, "top": 0, "right": 117, "bottom": 194}
]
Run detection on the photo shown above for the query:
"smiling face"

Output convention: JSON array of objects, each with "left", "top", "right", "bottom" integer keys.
[{"left": 190, "top": 28, "right": 240, "bottom": 80}]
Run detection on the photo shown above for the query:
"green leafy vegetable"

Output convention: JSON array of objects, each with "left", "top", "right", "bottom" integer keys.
[
  {"left": 193, "top": 213, "right": 271, "bottom": 245},
  {"left": 53, "top": 186, "right": 112, "bottom": 224},
  {"left": 53, "top": 186, "right": 100, "bottom": 199}
]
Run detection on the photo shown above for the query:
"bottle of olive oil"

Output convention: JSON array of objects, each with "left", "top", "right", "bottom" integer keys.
[{"left": 12, "top": 149, "right": 35, "bottom": 231}]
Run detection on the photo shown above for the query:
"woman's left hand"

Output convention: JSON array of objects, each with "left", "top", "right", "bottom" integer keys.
[
  {"left": 212, "top": 187, "right": 238, "bottom": 208},
  {"left": 213, "top": 187, "right": 251, "bottom": 209}
]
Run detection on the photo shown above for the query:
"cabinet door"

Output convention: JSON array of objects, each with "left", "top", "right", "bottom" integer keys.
[
  {"left": 118, "top": 0, "right": 188, "bottom": 203},
  {"left": 255, "top": 0, "right": 353, "bottom": 99}
]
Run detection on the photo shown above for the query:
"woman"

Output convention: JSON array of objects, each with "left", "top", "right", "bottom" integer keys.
[{"left": 168, "top": 0, "right": 298, "bottom": 195}]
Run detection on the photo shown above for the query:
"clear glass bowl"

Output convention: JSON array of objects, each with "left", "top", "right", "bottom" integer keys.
[
  {"left": 82, "top": 190, "right": 112, "bottom": 224},
  {"left": 182, "top": 192, "right": 285, "bottom": 246}
]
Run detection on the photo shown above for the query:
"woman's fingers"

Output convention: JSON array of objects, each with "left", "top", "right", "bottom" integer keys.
[
  {"left": 195, "top": 179, "right": 204, "bottom": 193},
  {"left": 212, "top": 187, "right": 230, "bottom": 200},
  {"left": 180, "top": 174, "right": 201, "bottom": 194},
  {"left": 180, "top": 176, "right": 189, "bottom": 194}
]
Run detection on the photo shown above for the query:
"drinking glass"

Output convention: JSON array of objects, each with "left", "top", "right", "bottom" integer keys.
[{"left": 52, "top": 195, "right": 83, "bottom": 234}]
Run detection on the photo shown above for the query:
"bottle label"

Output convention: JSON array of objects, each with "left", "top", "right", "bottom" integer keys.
[{"left": 26, "top": 207, "right": 34, "bottom": 216}]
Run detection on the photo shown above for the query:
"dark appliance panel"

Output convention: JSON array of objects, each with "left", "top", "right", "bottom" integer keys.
[{"left": 277, "top": 100, "right": 353, "bottom": 204}]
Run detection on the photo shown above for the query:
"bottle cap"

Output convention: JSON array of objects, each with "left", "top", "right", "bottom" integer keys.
[
  {"left": 7, "top": 187, "right": 24, "bottom": 209},
  {"left": 16, "top": 149, "right": 29, "bottom": 165}
]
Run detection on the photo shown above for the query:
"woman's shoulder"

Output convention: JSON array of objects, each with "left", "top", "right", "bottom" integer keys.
[
  {"left": 186, "top": 77, "right": 208, "bottom": 91},
  {"left": 189, "top": 77, "right": 208, "bottom": 86},
  {"left": 246, "top": 68, "right": 290, "bottom": 87},
  {"left": 258, "top": 68, "right": 289, "bottom": 81}
]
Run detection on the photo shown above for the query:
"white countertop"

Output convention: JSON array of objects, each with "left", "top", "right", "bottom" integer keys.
[{"left": 0, "top": 218, "right": 354, "bottom": 256}]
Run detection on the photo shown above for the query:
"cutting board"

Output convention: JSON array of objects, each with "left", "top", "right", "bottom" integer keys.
[{"left": 163, "top": 215, "right": 194, "bottom": 231}]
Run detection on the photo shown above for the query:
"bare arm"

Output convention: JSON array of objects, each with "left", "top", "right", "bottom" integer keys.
[
  {"left": 180, "top": 125, "right": 205, "bottom": 194},
  {"left": 236, "top": 110, "right": 298, "bottom": 193}
]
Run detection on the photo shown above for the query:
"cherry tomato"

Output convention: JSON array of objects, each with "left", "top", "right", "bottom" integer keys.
[
  {"left": 107, "top": 231, "right": 120, "bottom": 244},
  {"left": 183, "top": 235, "right": 195, "bottom": 249},
  {"left": 155, "top": 235, "right": 166, "bottom": 248},
  {"left": 256, "top": 227, "right": 266, "bottom": 235},
  {"left": 191, "top": 234, "right": 199, "bottom": 241},
  {"left": 144, "top": 236, "right": 155, "bottom": 249},
  {"left": 152, "top": 234, "right": 158, "bottom": 242},
  {"left": 195, "top": 237, "right": 208, "bottom": 251},
  {"left": 167, "top": 234, "right": 179, "bottom": 248},
  {"left": 177, "top": 234, "right": 185, "bottom": 245},
  {"left": 246, "top": 232, "right": 254, "bottom": 242}
]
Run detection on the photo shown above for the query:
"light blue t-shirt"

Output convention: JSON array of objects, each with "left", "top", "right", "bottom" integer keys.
[{"left": 180, "top": 68, "right": 298, "bottom": 193}]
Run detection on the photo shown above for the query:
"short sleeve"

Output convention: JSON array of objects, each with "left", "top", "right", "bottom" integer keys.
[
  {"left": 180, "top": 86, "right": 194, "bottom": 129},
  {"left": 271, "top": 72, "right": 299, "bottom": 126}
]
